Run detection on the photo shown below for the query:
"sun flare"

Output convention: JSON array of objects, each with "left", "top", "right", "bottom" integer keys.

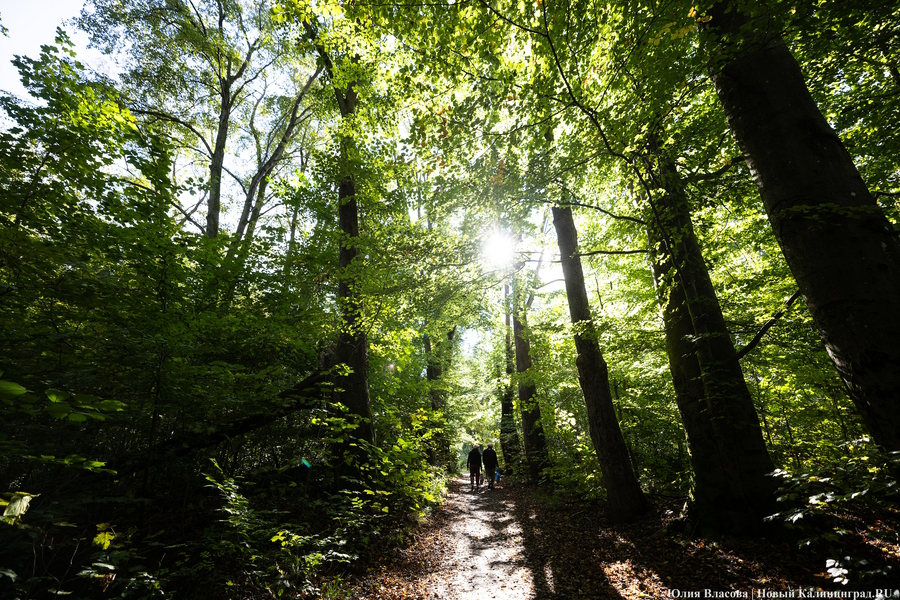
[{"left": 482, "top": 231, "right": 516, "bottom": 269}]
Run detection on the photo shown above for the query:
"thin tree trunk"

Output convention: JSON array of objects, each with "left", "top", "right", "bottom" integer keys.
[
  {"left": 513, "top": 308, "right": 548, "bottom": 484},
  {"left": 500, "top": 283, "right": 524, "bottom": 476},
  {"left": 702, "top": 1, "right": 900, "bottom": 452},
  {"left": 424, "top": 327, "right": 455, "bottom": 468},
  {"left": 552, "top": 206, "right": 647, "bottom": 522},
  {"left": 206, "top": 91, "right": 231, "bottom": 239},
  {"left": 226, "top": 69, "right": 320, "bottom": 260}
]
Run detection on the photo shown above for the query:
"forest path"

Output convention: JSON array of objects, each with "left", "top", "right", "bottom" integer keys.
[
  {"left": 420, "top": 476, "right": 533, "bottom": 600},
  {"left": 347, "top": 476, "right": 650, "bottom": 599},
  {"left": 345, "top": 476, "right": 857, "bottom": 600}
]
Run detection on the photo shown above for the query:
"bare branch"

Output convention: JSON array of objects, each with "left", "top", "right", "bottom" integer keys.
[
  {"left": 733, "top": 291, "right": 802, "bottom": 362},
  {"left": 552, "top": 180, "right": 646, "bottom": 226},
  {"left": 131, "top": 108, "right": 214, "bottom": 157},
  {"left": 684, "top": 155, "right": 743, "bottom": 182}
]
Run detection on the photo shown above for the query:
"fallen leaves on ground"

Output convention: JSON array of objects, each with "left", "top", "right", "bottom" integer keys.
[{"left": 336, "top": 478, "right": 900, "bottom": 599}]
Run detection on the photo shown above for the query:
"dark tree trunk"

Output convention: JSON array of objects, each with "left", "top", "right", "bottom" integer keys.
[
  {"left": 552, "top": 206, "right": 647, "bottom": 522},
  {"left": 305, "top": 24, "right": 375, "bottom": 464},
  {"left": 424, "top": 328, "right": 455, "bottom": 468},
  {"left": 702, "top": 2, "right": 900, "bottom": 452},
  {"left": 206, "top": 91, "right": 231, "bottom": 239},
  {"left": 500, "top": 284, "right": 524, "bottom": 476},
  {"left": 513, "top": 309, "right": 548, "bottom": 484},
  {"left": 333, "top": 178, "right": 374, "bottom": 447},
  {"left": 644, "top": 153, "right": 776, "bottom": 531}
]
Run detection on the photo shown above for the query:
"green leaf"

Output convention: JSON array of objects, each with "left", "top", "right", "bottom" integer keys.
[
  {"left": 73, "top": 393, "right": 99, "bottom": 406},
  {"left": 0, "top": 381, "right": 26, "bottom": 401},
  {"left": 2, "top": 492, "right": 36, "bottom": 525},
  {"left": 46, "top": 389, "right": 70, "bottom": 403},
  {"left": 93, "top": 530, "right": 115, "bottom": 550},
  {"left": 45, "top": 402, "right": 72, "bottom": 418}
]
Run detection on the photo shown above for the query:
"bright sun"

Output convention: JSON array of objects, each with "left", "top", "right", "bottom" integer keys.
[{"left": 482, "top": 231, "right": 516, "bottom": 269}]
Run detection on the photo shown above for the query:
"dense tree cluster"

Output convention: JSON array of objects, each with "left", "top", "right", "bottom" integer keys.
[{"left": 1, "top": 0, "right": 898, "bottom": 596}]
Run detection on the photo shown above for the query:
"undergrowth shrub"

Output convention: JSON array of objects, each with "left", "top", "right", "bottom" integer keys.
[{"left": 766, "top": 438, "right": 900, "bottom": 586}]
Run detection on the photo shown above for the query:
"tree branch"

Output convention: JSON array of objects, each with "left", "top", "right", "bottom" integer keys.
[
  {"left": 551, "top": 180, "right": 646, "bottom": 226},
  {"left": 733, "top": 291, "right": 802, "bottom": 362},
  {"left": 131, "top": 108, "right": 214, "bottom": 157},
  {"left": 683, "top": 155, "right": 743, "bottom": 182},
  {"left": 571, "top": 249, "right": 647, "bottom": 258}
]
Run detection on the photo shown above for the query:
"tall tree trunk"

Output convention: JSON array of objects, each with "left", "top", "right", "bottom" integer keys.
[
  {"left": 701, "top": 2, "right": 900, "bottom": 452},
  {"left": 513, "top": 307, "right": 548, "bottom": 484},
  {"left": 643, "top": 138, "right": 777, "bottom": 533},
  {"left": 206, "top": 91, "right": 231, "bottom": 239},
  {"left": 500, "top": 283, "right": 524, "bottom": 476},
  {"left": 552, "top": 206, "right": 647, "bottom": 522},
  {"left": 305, "top": 24, "right": 374, "bottom": 461},
  {"left": 649, "top": 248, "right": 733, "bottom": 528},
  {"left": 333, "top": 176, "right": 374, "bottom": 447},
  {"left": 424, "top": 328, "right": 455, "bottom": 468},
  {"left": 651, "top": 195, "right": 772, "bottom": 531}
]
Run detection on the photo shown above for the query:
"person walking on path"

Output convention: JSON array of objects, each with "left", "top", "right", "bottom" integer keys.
[
  {"left": 482, "top": 443, "right": 498, "bottom": 490},
  {"left": 467, "top": 445, "right": 482, "bottom": 490}
]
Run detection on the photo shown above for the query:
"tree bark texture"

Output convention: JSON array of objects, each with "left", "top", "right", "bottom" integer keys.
[
  {"left": 552, "top": 206, "right": 647, "bottom": 522},
  {"left": 702, "top": 1, "right": 900, "bottom": 452},
  {"left": 644, "top": 146, "right": 776, "bottom": 532},
  {"left": 513, "top": 309, "right": 548, "bottom": 483}
]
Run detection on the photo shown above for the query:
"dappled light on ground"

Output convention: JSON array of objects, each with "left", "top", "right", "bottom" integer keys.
[{"left": 345, "top": 478, "right": 900, "bottom": 600}]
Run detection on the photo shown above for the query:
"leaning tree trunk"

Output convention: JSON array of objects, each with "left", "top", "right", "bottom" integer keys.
[
  {"left": 206, "top": 91, "right": 230, "bottom": 239},
  {"left": 552, "top": 206, "right": 647, "bottom": 522},
  {"left": 643, "top": 146, "right": 776, "bottom": 532},
  {"left": 701, "top": 1, "right": 900, "bottom": 452},
  {"left": 500, "top": 284, "right": 524, "bottom": 476},
  {"left": 513, "top": 307, "right": 548, "bottom": 484}
]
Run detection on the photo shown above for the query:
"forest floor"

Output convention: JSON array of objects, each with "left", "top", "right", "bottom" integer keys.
[{"left": 342, "top": 477, "right": 900, "bottom": 599}]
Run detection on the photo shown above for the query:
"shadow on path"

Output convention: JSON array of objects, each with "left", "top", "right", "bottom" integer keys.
[{"left": 347, "top": 477, "right": 887, "bottom": 599}]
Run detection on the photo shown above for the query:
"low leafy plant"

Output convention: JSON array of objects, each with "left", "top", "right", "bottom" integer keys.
[
  {"left": 200, "top": 460, "right": 356, "bottom": 598},
  {"left": 766, "top": 437, "right": 899, "bottom": 585}
]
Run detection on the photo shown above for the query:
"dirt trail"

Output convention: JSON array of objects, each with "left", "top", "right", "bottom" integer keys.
[
  {"left": 349, "top": 476, "right": 535, "bottom": 599},
  {"left": 422, "top": 477, "right": 533, "bottom": 599},
  {"left": 346, "top": 476, "right": 900, "bottom": 600}
]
